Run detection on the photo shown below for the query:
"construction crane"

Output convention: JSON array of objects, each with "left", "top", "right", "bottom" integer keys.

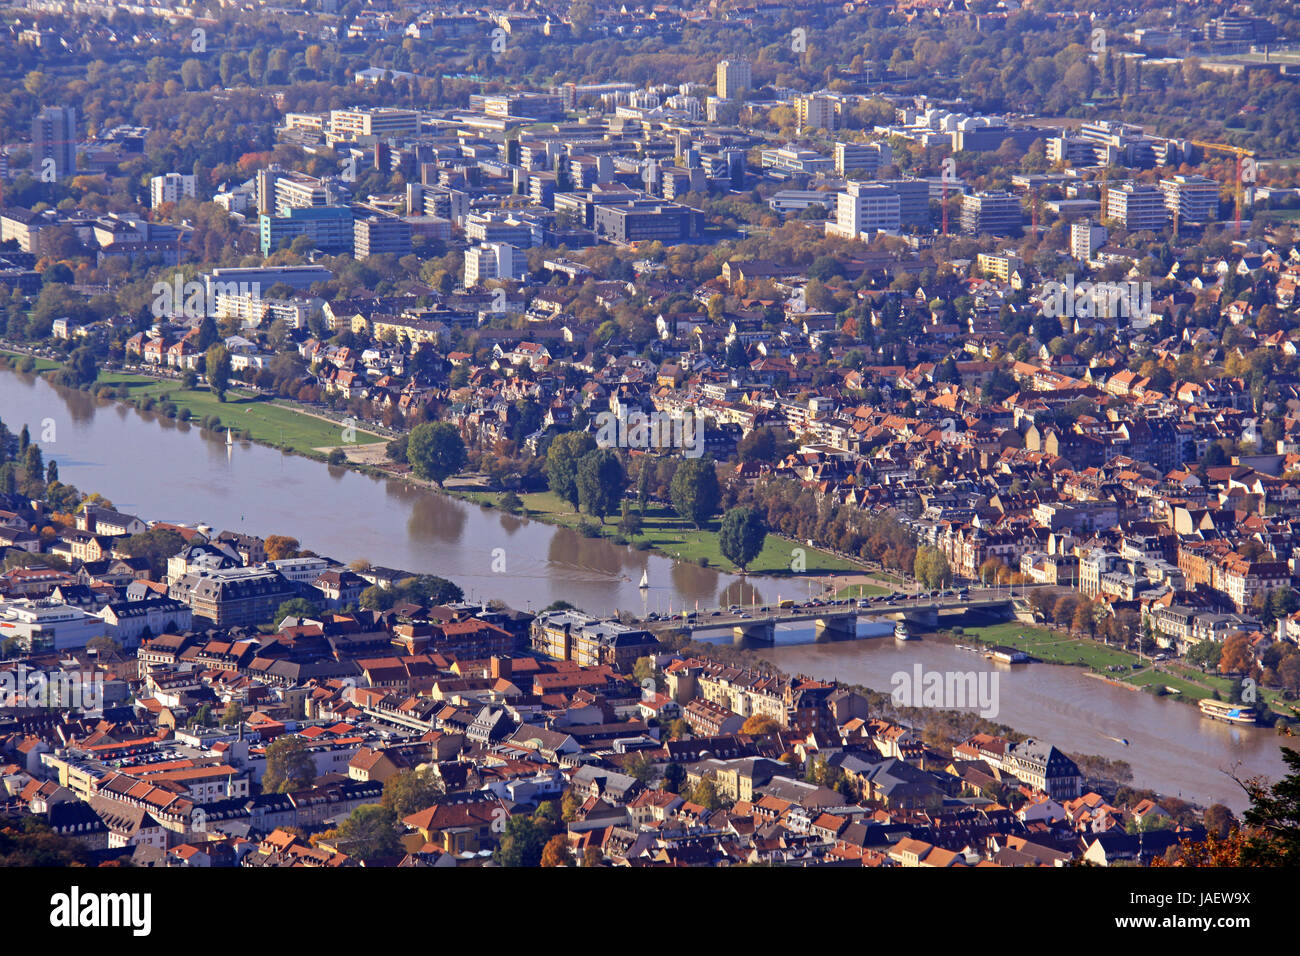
[{"left": 1189, "top": 140, "right": 1256, "bottom": 238}]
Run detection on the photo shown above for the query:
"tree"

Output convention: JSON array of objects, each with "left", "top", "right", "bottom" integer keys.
[
  {"left": 545, "top": 431, "right": 597, "bottom": 508},
  {"left": 494, "top": 814, "right": 547, "bottom": 867},
  {"left": 669, "top": 458, "right": 721, "bottom": 529},
  {"left": 1239, "top": 746, "right": 1300, "bottom": 866},
  {"left": 913, "top": 546, "right": 952, "bottom": 590},
  {"left": 575, "top": 448, "right": 626, "bottom": 522},
  {"left": 264, "top": 535, "right": 300, "bottom": 561},
  {"left": 618, "top": 503, "right": 642, "bottom": 537},
  {"left": 1186, "top": 638, "right": 1220, "bottom": 669},
  {"left": 274, "top": 597, "right": 321, "bottom": 625},
  {"left": 119, "top": 528, "right": 186, "bottom": 577},
  {"left": 330, "top": 804, "right": 401, "bottom": 863},
  {"left": 63, "top": 347, "right": 98, "bottom": 388},
  {"left": 205, "top": 344, "right": 231, "bottom": 400},
  {"left": 662, "top": 762, "right": 686, "bottom": 794},
  {"left": 719, "top": 506, "right": 766, "bottom": 572},
  {"left": 381, "top": 767, "right": 440, "bottom": 819},
  {"left": 262, "top": 736, "right": 315, "bottom": 793},
  {"left": 1219, "top": 634, "right": 1255, "bottom": 675},
  {"left": 86, "top": 636, "right": 122, "bottom": 657},
  {"left": 1204, "top": 803, "right": 1236, "bottom": 840},
  {"left": 540, "top": 834, "right": 569, "bottom": 867},
  {"left": 691, "top": 773, "right": 723, "bottom": 810},
  {"left": 221, "top": 701, "right": 244, "bottom": 726},
  {"left": 740, "top": 715, "right": 780, "bottom": 735},
  {"left": 407, "top": 421, "right": 467, "bottom": 487}
]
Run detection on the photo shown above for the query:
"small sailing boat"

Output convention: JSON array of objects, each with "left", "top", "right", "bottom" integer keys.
[
  {"left": 226, "top": 427, "right": 234, "bottom": 448},
  {"left": 638, "top": 569, "right": 649, "bottom": 590}
]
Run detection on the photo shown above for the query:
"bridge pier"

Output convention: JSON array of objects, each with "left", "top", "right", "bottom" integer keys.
[
  {"left": 733, "top": 619, "right": 775, "bottom": 644},
  {"left": 814, "top": 614, "right": 857, "bottom": 640},
  {"left": 902, "top": 606, "right": 939, "bottom": 630}
]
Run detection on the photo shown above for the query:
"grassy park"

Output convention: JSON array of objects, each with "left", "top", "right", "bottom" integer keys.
[
  {"left": 91, "top": 371, "right": 382, "bottom": 453},
  {"left": 460, "top": 489, "right": 861, "bottom": 576}
]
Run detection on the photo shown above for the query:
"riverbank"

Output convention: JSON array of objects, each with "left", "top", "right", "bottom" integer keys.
[
  {"left": 453, "top": 488, "right": 862, "bottom": 577},
  {"left": 934, "top": 621, "right": 1297, "bottom": 723},
  {"left": 1, "top": 351, "right": 861, "bottom": 583}
]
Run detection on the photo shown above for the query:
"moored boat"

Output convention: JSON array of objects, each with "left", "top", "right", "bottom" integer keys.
[{"left": 1198, "top": 698, "right": 1258, "bottom": 725}]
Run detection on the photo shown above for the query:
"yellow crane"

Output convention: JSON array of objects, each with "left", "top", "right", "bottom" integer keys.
[{"left": 1189, "top": 140, "right": 1256, "bottom": 238}]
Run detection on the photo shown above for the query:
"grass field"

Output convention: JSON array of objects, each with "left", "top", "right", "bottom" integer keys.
[
  {"left": 0, "top": 350, "right": 63, "bottom": 372},
  {"left": 93, "top": 371, "right": 383, "bottom": 453},
  {"left": 463, "top": 489, "right": 861, "bottom": 575},
  {"left": 958, "top": 621, "right": 1141, "bottom": 670},
  {"left": 835, "top": 582, "right": 892, "bottom": 598}
]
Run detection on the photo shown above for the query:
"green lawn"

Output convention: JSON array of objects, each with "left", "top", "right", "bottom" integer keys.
[
  {"left": 465, "top": 490, "right": 860, "bottom": 575},
  {"left": 0, "top": 350, "right": 63, "bottom": 372},
  {"left": 836, "top": 582, "right": 892, "bottom": 598},
  {"left": 93, "top": 371, "right": 382, "bottom": 453},
  {"left": 958, "top": 621, "right": 1141, "bottom": 670},
  {"left": 1124, "top": 669, "right": 1211, "bottom": 699}
]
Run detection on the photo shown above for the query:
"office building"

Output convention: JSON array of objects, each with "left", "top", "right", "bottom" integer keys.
[
  {"left": 831, "top": 182, "right": 901, "bottom": 238},
  {"left": 878, "top": 178, "right": 932, "bottom": 228},
  {"left": 716, "top": 59, "right": 751, "bottom": 99},
  {"left": 960, "top": 192, "right": 1024, "bottom": 235},
  {"left": 1105, "top": 182, "right": 1167, "bottom": 231},
  {"left": 31, "top": 106, "right": 76, "bottom": 180},
  {"left": 353, "top": 213, "right": 413, "bottom": 258},
  {"left": 259, "top": 206, "right": 354, "bottom": 256},
  {"left": 150, "top": 173, "right": 196, "bottom": 209},
  {"left": 1160, "top": 174, "right": 1220, "bottom": 225},
  {"left": 592, "top": 200, "right": 702, "bottom": 243},
  {"left": 328, "top": 108, "right": 420, "bottom": 140},
  {"left": 464, "top": 242, "right": 525, "bottom": 287},
  {"left": 1071, "top": 220, "right": 1108, "bottom": 261},
  {"left": 796, "top": 94, "right": 839, "bottom": 132},
  {"left": 835, "top": 141, "right": 891, "bottom": 177}
]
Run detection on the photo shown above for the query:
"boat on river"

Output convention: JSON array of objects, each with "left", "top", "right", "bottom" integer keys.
[{"left": 1198, "top": 698, "right": 1258, "bottom": 725}]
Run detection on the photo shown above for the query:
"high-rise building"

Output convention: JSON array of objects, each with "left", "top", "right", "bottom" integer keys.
[
  {"left": 353, "top": 213, "right": 413, "bottom": 258},
  {"left": 834, "top": 141, "right": 891, "bottom": 177},
  {"left": 960, "top": 192, "right": 1024, "bottom": 235},
  {"left": 796, "top": 94, "right": 839, "bottom": 132},
  {"left": 1160, "top": 174, "right": 1220, "bottom": 225},
  {"left": 1071, "top": 220, "right": 1108, "bottom": 261},
  {"left": 1104, "top": 182, "right": 1167, "bottom": 231},
  {"left": 259, "top": 206, "right": 354, "bottom": 256},
  {"left": 716, "top": 59, "right": 751, "bottom": 99},
  {"left": 150, "top": 173, "right": 196, "bottom": 209},
  {"left": 464, "top": 242, "right": 524, "bottom": 287},
  {"left": 831, "top": 182, "right": 901, "bottom": 238},
  {"left": 31, "top": 106, "right": 76, "bottom": 180},
  {"left": 877, "top": 178, "right": 932, "bottom": 228},
  {"left": 328, "top": 108, "right": 420, "bottom": 140}
]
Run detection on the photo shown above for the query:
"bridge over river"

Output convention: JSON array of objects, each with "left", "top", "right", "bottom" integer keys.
[{"left": 640, "top": 593, "right": 1018, "bottom": 643}]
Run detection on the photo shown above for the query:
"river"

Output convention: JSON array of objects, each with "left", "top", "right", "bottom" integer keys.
[
  {"left": 707, "top": 620, "right": 1291, "bottom": 812},
  {"left": 0, "top": 367, "right": 785, "bottom": 616},
  {"left": 6, "top": 367, "right": 1292, "bottom": 809}
]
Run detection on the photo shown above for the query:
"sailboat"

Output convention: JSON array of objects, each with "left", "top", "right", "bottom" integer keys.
[
  {"left": 638, "top": 569, "right": 649, "bottom": 590},
  {"left": 226, "top": 427, "right": 234, "bottom": 448}
]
